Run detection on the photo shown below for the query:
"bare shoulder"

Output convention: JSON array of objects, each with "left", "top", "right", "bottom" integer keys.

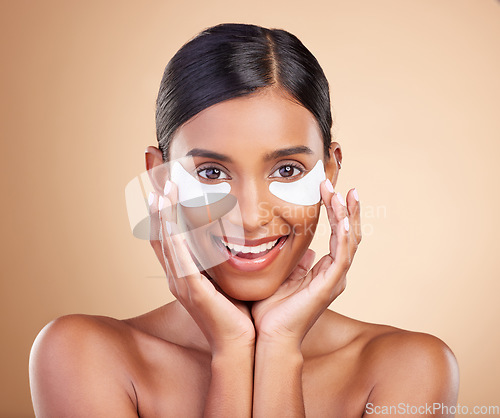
[
  {"left": 320, "top": 311, "right": 459, "bottom": 382},
  {"left": 303, "top": 312, "right": 459, "bottom": 416},
  {"left": 357, "top": 320, "right": 460, "bottom": 414},
  {"left": 30, "top": 313, "right": 136, "bottom": 367},
  {"left": 29, "top": 314, "right": 139, "bottom": 417},
  {"left": 361, "top": 324, "right": 458, "bottom": 370}
]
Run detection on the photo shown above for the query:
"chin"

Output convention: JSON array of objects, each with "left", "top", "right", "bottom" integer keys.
[
  {"left": 218, "top": 279, "right": 280, "bottom": 301},
  {"left": 206, "top": 269, "right": 285, "bottom": 302}
]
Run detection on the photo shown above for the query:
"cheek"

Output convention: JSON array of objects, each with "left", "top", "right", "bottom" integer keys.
[
  {"left": 280, "top": 204, "right": 321, "bottom": 241},
  {"left": 180, "top": 221, "right": 230, "bottom": 273}
]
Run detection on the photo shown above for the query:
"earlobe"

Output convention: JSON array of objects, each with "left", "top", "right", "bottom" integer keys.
[
  {"left": 145, "top": 146, "right": 168, "bottom": 195},
  {"left": 326, "top": 142, "right": 342, "bottom": 187},
  {"left": 329, "top": 142, "right": 342, "bottom": 169},
  {"left": 145, "top": 146, "right": 162, "bottom": 171}
]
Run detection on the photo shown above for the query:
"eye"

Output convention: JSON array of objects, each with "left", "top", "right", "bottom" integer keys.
[
  {"left": 197, "top": 166, "right": 229, "bottom": 180},
  {"left": 270, "top": 164, "right": 304, "bottom": 179}
]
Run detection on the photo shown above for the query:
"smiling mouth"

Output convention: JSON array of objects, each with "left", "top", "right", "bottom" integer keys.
[{"left": 212, "top": 235, "right": 288, "bottom": 260}]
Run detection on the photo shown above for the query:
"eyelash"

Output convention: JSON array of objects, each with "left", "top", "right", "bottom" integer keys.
[
  {"left": 196, "top": 161, "right": 306, "bottom": 182},
  {"left": 270, "top": 162, "right": 305, "bottom": 180},
  {"left": 196, "top": 164, "right": 230, "bottom": 181}
]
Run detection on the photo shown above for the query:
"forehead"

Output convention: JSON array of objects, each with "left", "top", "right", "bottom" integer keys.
[{"left": 169, "top": 88, "right": 324, "bottom": 161}]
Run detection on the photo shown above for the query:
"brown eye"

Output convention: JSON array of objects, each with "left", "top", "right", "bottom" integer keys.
[
  {"left": 198, "top": 167, "right": 228, "bottom": 180},
  {"left": 271, "top": 164, "right": 302, "bottom": 179},
  {"left": 279, "top": 166, "right": 294, "bottom": 177}
]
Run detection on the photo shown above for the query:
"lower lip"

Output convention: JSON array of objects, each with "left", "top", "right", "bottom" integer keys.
[{"left": 213, "top": 236, "right": 288, "bottom": 272}]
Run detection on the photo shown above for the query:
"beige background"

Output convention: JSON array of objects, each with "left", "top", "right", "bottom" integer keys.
[{"left": 1, "top": 0, "right": 499, "bottom": 416}]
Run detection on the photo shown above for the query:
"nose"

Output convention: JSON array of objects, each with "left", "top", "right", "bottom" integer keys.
[{"left": 231, "top": 179, "right": 274, "bottom": 234}]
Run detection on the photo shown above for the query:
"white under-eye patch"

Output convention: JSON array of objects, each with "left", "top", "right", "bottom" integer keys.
[
  {"left": 170, "top": 161, "right": 231, "bottom": 207},
  {"left": 269, "top": 159, "right": 326, "bottom": 205}
]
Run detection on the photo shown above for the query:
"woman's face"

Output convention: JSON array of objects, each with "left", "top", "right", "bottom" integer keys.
[{"left": 167, "top": 88, "right": 338, "bottom": 301}]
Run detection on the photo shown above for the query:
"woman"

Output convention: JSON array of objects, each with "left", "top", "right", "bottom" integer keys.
[{"left": 30, "top": 23, "right": 459, "bottom": 417}]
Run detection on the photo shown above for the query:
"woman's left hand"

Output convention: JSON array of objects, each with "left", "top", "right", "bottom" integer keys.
[{"left": 251, "top": 183, "right": 362, "bottom": 348}]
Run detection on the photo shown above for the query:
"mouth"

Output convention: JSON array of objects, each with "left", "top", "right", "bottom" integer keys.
[{"left": 211, "top": 234, "right": 289, "bottom": 272}]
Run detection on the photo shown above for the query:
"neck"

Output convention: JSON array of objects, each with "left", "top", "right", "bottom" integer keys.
[{"left": 146, "top": 301, "right": 344, "bottom": 358}]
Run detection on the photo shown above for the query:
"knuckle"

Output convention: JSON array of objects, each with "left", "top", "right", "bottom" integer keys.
[{"left": 336, "top": 209, "right": 346, "bottom": 221}]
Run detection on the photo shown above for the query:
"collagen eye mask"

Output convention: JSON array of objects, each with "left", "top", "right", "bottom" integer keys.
[
  {"left": 269, "top": 159, "right": 326, "bottom": 205},
  {"left": 170, "top": 161, "right": 231, "bottom": 208}
]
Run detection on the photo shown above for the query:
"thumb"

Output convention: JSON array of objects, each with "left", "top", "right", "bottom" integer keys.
[{"left": 288, "top": 249, "right": 316, "bottom": 281}]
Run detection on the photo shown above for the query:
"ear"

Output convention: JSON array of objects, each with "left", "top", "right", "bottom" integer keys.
[
  {"left": 145, "top": 146, "right": 169, "bottom": 195},
  {"left": 325, "top": 142, "right": 342, "bottom": 188}
]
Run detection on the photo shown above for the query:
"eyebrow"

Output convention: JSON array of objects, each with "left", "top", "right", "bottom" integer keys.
[
  {"left": 185, "top": 145, "right": 314, "bottom": 163},
  {"left": 185, "top": 148, "right": 233, "bottom": 162},
  {"left": 264, "top": 146, "right": 314, "bottom": 161}
]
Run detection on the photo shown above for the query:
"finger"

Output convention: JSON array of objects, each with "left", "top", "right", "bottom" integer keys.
[
  {"left": 147, "top": 191, "right": 180, "bottom": 297},
  {"left": 320, "top": 179, "right": 338, "bottom": 231},
  {"left": 158, "top": 222, "right": 179, "bottom": 296},
  {"left": 305, "top": 190, "right": 356, "bottom": 307},
  {"left": 146, "top": 197, "right": 177, "bottom": 298},
  {"left": 160, "top": 180, "right": 198, "bottom": 278},
  {"left": 159, "top": 196, "right": 214, "bottom": 304},
  {"left": 163, "top": 179, "right": 197, "bottom": 281},
  {"left": 320, "top": 180, "right": 340, "bottom": 260},
  {"left": 148, "top": 191, "right": 161, "bottom": 243},
  {"left": 311, "top": 253, "right": 335, "bottom": 278},
  {"left": 148, "top": 191, "right": 169, "bottom": 274},
  {"left": 324, "top": 198, "right": 352, "bottom": 280},
  {"left": 162, "top": 179, "right": 177, "bottom": 225},
  {"left": 343, "top": 189, "right": 361, "bottom": 265},
  {"left": 165, "top": 180, "right": 222, "bottom": 299},
  {"left": 346, "top": 188, "right": 362, "bottom": 246},
  {"left": 158, "top": 183, "right": 192, "bottom": 299},
  {"left": 311, "top": 189, "right": 351, "bottom": 285},
  {"left": 331, "top": 190, "right": 349, "bottom": 225},
  {"left": 158, "top": 209, "right": 185, "bottom": 298},
  {"left": 169, "top": 229, "right": 201, "bottom": 279},
  {"left": 158, "top": 180, "right": 190, "bottom": 293},
  {"left": 171, "top": 231, "right": 219, "bottom": 304},
  {"left": 326, "top": 190, "right": 349, "bottom": 263}
]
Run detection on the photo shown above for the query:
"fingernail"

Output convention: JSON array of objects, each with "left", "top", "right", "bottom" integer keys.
[
  {"left": 353, "top": 188, "right": 359, "bottom": 202},
  {"left": 336, "top": 192, "right": 345, "bottom": 206},
  {"left": 344, "top": 216, "right": 350, "bottom": 232},
  {"left": 325, "top": 179, "right": 334, "bottom": 193},
  {"left": 148, "top": 192, "right": 154, "bottom": 206},
  {"left": 164, "top": 180, "right": 172, "bottom": 195},
  {"left": 158, "top": 196, "right": 164, "bottom": 211},
  {"left": 165, "top": 221, "right": 172, "bottom": 235}
]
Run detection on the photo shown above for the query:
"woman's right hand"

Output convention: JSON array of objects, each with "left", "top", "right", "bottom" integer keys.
[{"left": 148, "top": 182, "right": 255, "bottom": 356}]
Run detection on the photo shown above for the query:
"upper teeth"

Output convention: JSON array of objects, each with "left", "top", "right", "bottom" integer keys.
[{"left": 221, "top": 238, "right": 279, "bottom": 254}]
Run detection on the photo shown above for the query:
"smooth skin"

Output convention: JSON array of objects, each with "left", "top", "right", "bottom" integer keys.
[{"left": 30, "top": 87, "right": 459, "bottom": 417}]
